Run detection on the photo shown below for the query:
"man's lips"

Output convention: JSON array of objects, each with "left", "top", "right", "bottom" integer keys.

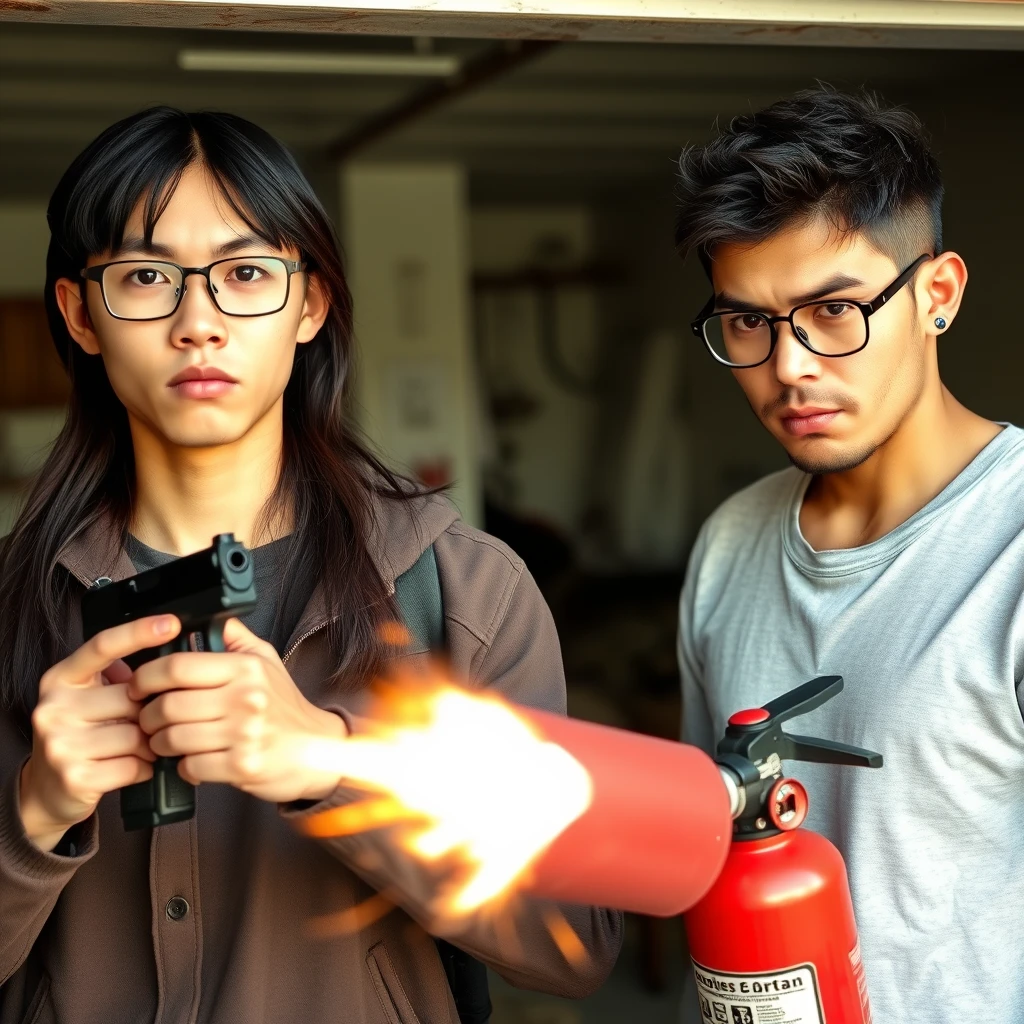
[
  {"left": 779, "top": 408, "right": 842, "bottom": 437},
  {"left": 167, "top": 366, "right": 238, "bottom": 399}
]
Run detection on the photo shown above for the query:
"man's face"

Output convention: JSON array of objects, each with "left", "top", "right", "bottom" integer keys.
[
  {"left": 68, "top": 163, "right": 324, "bottom": 450},
  {"left": 709, "top": 218, "right": 928, "bottom": 474}
]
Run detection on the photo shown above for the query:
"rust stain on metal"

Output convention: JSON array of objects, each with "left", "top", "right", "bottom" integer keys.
[
  {"left": 734, "top": 22, "right": 885, "bottom": 43},
  {"left": 0, "top": 0, "right": 50, "bottom": 11},
  {"left": 247, "top": 13, "right": 371, "bottom": 28}
]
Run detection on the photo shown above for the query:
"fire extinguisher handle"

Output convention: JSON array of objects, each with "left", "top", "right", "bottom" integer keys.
[
  {"left": 760, "top": 675, "right": 844, "bottom": 724},
  {"left": 786, "top": 733, "right": 884, "bottom": 769}
]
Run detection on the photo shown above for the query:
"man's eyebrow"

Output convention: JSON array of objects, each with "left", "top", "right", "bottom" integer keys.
[
  {"left": 211, "top": 233, "right": 278, "bottom": 258},
  {"left": 790, "top": 273, "right": 866, "bottom": 305},
  {"left": 110, "top": 237, "right": 176, "bottom": 260},
  {"left": 714, "top": 291, "right": 763, "bottom": 314},
  {"left": 110, "top": 233, "right": 276, "bottom": 261},
  {"left": 715, "top": 274, "right": 868, "bottom": 313}
]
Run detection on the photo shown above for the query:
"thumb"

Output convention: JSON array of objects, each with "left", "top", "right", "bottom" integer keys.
[
  {"left": 102, "top": 658, "right": 133, "bottom": 686},
  {"left": 221, "top": 616, "right": 265, "bottom": 653}
]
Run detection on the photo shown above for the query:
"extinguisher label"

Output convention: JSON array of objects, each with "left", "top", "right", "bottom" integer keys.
[
  {"left": 849, "top": 941, "right": 873, "bottom": 1023},
  {"left": 691, "top": 960, "right": 825, "bottom": 1024}
]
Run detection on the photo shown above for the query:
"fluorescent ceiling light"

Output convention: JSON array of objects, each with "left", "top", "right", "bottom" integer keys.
[{"left": 177, "top": 49, "right": 461, "bottom": 76}]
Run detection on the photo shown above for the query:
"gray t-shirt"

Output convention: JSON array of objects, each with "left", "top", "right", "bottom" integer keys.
[
  {"left": 678, "top": 425, "right": 1024, "bottom": 1024},
  {"left": 127, "top": 533, "right": 313, "bottom": 656}
]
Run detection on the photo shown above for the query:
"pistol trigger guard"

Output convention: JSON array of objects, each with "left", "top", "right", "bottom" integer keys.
[{"left": 205, "top": 621, "right": 226, "bottom": 654}]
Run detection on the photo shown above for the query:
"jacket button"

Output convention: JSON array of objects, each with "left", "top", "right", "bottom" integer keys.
[{"left": 165, "top": 897, "right": 189, "bottom": 921}]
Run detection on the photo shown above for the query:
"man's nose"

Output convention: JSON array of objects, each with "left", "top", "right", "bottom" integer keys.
[
  {"left": 772, "top": 320, "right": 821, "bottom": 384},
  {"left": 171, "top": 273, "right": 227, "bottom": 348}
]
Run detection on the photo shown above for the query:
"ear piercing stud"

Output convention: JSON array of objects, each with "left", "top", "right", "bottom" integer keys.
[{"left": 934, "top": 317, "right": 947, "bottom": 330}]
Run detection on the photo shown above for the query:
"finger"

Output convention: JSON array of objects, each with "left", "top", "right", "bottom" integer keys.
[
  {"left": 139, "top": 687, "right": 228, "bottom": 735},
  {"left": 222, "top": 617, "right": 268, "bottom": 653},
  {"left": 102, "top": 659, "right": 134, "bottom": 686},
  {"left": 149, "top": 720, "right": 232, "bottom": 758},
  {"left": 73, "top": 722, "right": 155, "bottom": 762},
  {"left": 73, "top": 756, "right": 155, "bottom": 797},
  {"left": 178, "top": 751, "right": 233, "bottom": 786},
  {"left": 45, "top": 616, "right": 180, "bottom": 694},
  {"left": 73, "top": 682, "right": 142, "bottom": 724},
  {"left": 130, "top": 651, "right": 250, "bottom": 699}
]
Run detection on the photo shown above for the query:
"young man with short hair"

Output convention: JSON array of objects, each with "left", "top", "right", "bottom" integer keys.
[{"left": 675, "top": 89, "right": 1024, "bottom": 1023}]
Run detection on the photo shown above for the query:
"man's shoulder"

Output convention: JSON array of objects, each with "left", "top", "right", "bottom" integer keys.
[
  {"left": 982, "top": 423, "right": 1024, "bottom": 486},
  {"left": 698, "top": 466, "right": 803, "bottom": 554}
]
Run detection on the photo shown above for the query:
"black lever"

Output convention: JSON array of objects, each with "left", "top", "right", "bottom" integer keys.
[
  {"left": 760, "top": 674, "right": 843, "bottom": 725},
  {"left": 718, "top": 675, "right": 882, "bottom": 769},
  {"left": 715, "top": 676, "right": 882, "bottom": 840}
]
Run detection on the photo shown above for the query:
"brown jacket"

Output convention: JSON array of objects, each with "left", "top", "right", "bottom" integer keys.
[{"left": 0, "top": 494, "right": 623, "bottom": 1024}]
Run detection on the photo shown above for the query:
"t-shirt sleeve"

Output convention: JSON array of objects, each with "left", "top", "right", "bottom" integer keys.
[{"left": 679, "top": 525, "right": 717, "bottom": 755}]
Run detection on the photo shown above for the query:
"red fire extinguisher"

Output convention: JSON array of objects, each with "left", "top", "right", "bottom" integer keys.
[{"left": 685, "top": 675, "right": 881, "bottom": 1024}]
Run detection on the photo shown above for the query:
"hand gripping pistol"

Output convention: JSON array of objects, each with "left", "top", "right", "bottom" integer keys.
[{"left": 81, "top": 533, "right": 257, "bottom": 830}]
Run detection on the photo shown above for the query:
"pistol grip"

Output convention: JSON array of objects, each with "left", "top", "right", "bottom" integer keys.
[
  {"left": 121, "top": 759, "right": 195, "bottom": 831},
  {"left": 121, "top": 629, "right": 202, "bottom": 831},
  {"left": 202, "top": 619, "right": 226, "bottom": 654}
]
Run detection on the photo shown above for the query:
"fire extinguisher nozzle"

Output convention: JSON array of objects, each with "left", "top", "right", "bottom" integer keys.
[{"left": 718, "top": 764, "right": 745, "bottom": 819}]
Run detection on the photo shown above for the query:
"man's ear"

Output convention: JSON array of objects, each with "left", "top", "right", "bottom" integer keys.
[
  {"left": 296, "top": 274, "right": 330, "bottom": 345},
  {"left": 919, "top": 251, "right": 967, "bottom": 337},
  {"left": 54, "top": 277, "right": 101, "bottom": 356}
]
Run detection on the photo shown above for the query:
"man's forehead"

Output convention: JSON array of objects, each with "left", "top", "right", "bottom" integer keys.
[{"left": 709, "top": 232, "right": 895, "bottom": 307}]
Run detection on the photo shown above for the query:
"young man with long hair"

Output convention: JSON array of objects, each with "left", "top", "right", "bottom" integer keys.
[
  {"left": 675, "top": 90, "right": 1023, "bottom": 1023},
  {"left": 0, "top": 107, "right": 621, "bottom": 1023}
]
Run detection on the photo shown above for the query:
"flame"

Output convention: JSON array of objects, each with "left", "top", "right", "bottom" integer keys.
[
  {"left": 308, "top": 893, "right": 396, "bottom": 938},
  {"left": 299, "top": 664, "right": 593, "bottom": 920},
  {"left": 542, "top": 906, "right": 589, "bottom": 968}
]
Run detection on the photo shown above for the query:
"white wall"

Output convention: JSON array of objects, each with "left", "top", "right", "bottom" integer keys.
[{"left": 342, "top": 163, "right": 482, "bottom": 526}]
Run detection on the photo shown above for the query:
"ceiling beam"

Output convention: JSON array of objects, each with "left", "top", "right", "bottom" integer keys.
[
  {"left": 3, "top": 1, "right": 1024, "bottom": 49},
  {"left": 325, "top": 39, "right": 557, "bottom": 160}
]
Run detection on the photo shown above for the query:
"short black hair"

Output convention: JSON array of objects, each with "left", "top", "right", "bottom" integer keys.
[{"left": 674, "top": 88, "right": 943, "bottom": 275}]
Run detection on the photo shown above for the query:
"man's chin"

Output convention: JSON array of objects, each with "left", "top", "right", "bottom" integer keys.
[
  {"left": 160, "top": 426, "right": 251, "bottom": 450},
  {"left": 784, "top": 438, "right": 879, "bottom": 476}
]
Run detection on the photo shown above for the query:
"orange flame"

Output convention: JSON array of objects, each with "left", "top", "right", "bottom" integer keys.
[
  {"left": 300, "top": 662, "right": 593, "bottom": 920},
  {"left": 308, "top": 893, "right": 396, "bottom": 938}
]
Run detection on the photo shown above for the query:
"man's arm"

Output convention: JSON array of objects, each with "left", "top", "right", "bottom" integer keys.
[
  {"left": 0, "top": 715, "right": 98, "bottom": 985},
  {"left": 284, "top": 525, "right": 623, "bottom": 999},
  {"left": 679, "top": 527, "right": 716, "bottom": 754}
]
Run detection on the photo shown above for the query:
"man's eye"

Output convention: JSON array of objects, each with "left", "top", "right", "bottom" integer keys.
[
  {"left": 129, "top": 268, "right": 168, "bottom": 286},
  {"left": 731, "top": 314, "right": 766, "bottom": 331},
  {"left": 229, "top": 265, "right": 265, "bottom": 283},
  {"left": 820, "top": 302, "right": 854, "bottom": 318}
]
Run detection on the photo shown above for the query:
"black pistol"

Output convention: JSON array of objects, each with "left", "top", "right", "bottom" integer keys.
[{"left": 81, "top": 533, "right": 257, "bottom": 831}]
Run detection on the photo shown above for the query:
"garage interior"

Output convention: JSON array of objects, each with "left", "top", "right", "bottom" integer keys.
[{"left": 1, "top": 7, "right": 1023, "bottom": 1021}]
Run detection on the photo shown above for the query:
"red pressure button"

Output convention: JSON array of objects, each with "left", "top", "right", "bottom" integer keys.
[{"left": 729, "top": 707, "right": 770, "bottom": 727}]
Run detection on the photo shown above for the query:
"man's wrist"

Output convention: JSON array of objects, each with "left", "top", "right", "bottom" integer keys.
[
  {"left": 297, "top": 708, "right": 348, "bottom": 802},
  {"left": 18, "top": 762, "right": 72, "bottom": 854}
]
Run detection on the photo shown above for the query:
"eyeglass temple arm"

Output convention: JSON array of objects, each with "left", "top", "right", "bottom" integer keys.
[
  {"left": 866, "top": 253, "right": 932, "bottom": 313},
  {"left": 691, "top": 294, "right": 716, "bottom": 335}
]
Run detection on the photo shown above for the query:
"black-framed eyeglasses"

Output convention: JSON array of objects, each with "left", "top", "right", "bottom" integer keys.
[
  {"left": 81, "top": 256, "right": 307, "bottom": 322},
  {"left": 690, "top": 253, "right": 932, "bottom": 369}
]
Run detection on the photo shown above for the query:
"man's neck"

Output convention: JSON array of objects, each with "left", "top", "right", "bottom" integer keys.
[
  {"left": 128, "top": 404, "right": 290, "bottom": 557},
  {"left": 799, "top": 385, "right": 1001, "bottom": 552}
]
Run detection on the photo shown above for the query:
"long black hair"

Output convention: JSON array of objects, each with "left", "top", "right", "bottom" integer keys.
[{"left": 0, "top": 106, "right": 413, "bottom": 726}]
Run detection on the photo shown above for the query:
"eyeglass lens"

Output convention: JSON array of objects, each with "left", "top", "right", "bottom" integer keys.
[
  {"left": 703, "top": 301, "right": 867, "bottom": 367},
  {"left": 99, "top": 258, "right": 291, "bottom": 319}
]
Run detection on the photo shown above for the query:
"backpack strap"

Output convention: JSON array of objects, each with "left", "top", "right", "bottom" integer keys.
[
  {"left": 392, "top": 544, "right": 493, "bottom": 1024},
  {"left": 393, "top": 544, "right": 445, "bottom": 652}
]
